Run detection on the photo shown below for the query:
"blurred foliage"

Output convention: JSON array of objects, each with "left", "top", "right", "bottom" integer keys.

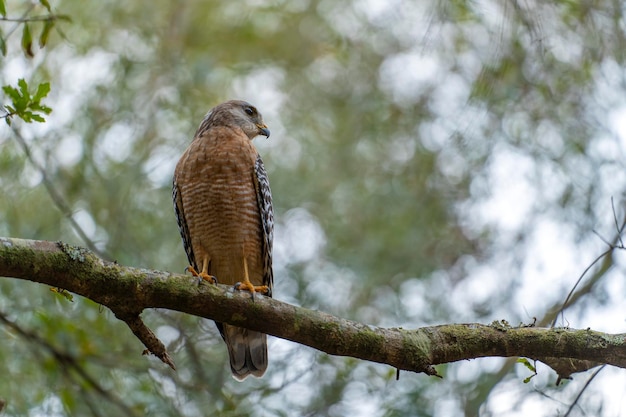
[{"left": 1, "top": 0, "right": 626, "bottom": 416}]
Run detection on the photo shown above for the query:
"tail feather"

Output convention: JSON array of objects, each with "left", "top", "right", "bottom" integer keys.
[{"left": 223, "top": 324, "right": 268, "bottom": 381}]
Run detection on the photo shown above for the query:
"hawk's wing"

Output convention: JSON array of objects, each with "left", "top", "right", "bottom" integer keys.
[
  {"left": 253, "top": 154, "right": 274, "bottom": 296},
  {"left": 172, "top": 178, "right": 197, "bottom": 272}
]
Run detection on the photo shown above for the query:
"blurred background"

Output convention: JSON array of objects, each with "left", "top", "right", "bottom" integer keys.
[{"left": 1, "top": 1, "right": 626, "bottom": 416}]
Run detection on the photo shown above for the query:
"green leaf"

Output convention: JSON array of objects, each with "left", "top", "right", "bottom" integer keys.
[
  {"left": 33, "top": 82, "right": 51, "bottom": 101},
  {"left": 0, "top": 34, "right": 6, "bottom": 56},
  {"left": 14, "top": 79, "right": 30, "bottom": 111},
  {"left": 517, "top": 357, "right": 537, "bottom": 383},
  {"left": 39, "top": 20, "right": 54, "bottom": 48},
  {"left": 30, "top": 113, "right": 45, "bottom": 123},
  {"left": 18, "top": 78, "right": 28, "bottom": 96},
  {"left": 4, "top": 84, "right": 27, "bottom": 112},
  {"left": 20, "top": 111, "right": 32, "bottom": 122},
  {"left": 15, "top": 98, "right": 28, "bottom": 113},
  {"left": 30, "top": 103, "right": 53, "bottom": 116},
  {"left": 2, "top": 85, "right": 19, "bottom": 102},
  {"left": 0, "top": 0, "right": 6, "bottom": 17},
  {"left": 516, "top": 357, "right": 536, "bottom": 372},
  {"left": 21, "top": 23, "right": 33, "bottom": 57},
  {"left": 39, "top": 0, "right": 51, "bottom": 12}
]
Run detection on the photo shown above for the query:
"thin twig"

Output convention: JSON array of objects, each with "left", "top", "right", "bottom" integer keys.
[
  {"left": 0, "top": 309, "right": 140, "bottom": 417},
  {"left": 551, "top": 247, "right": 613, "bottom": 328},
  {"left": 611, "top": 196, "right": 625, "bottom": 248},
  {"left": 0, "top": 15, "right": 60, "bottom": 23},
  {"left": 591, "top": 229, "right": 611, "bottom": 247},
  {"left": 563, "top": 365, "right": 606, "bottom": 417},
  {"left": 3, "top": 4, "right": 35, "bottom": 39},
  {"left": 114, "top": 311, "right": 176, "bottom": 370},
  {"left": 551, "top": 211, "right": 626, "bottom": 328},
  {"left": 1, "top": 109, "right": 16, "bottom": 119},
  {"left": 10, "top": 128, "right": 112, "bottom": 260}
]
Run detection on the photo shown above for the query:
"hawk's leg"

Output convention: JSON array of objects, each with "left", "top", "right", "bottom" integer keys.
[
  {"left": 234, "top": 258, "right": 269, "bottom": 297},
  {"left": 186, "top": 257, "right": 217, "bottom": 285}
]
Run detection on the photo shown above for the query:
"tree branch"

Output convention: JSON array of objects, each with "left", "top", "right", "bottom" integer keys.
[
  {"left": 0, "top": 14, "right": 68, "bottom": 23},
  {"left": 1, "top": 237, "right": 625, "bottom": 379}
]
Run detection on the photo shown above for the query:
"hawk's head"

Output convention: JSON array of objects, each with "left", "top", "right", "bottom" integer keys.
[{"left": 199, "top": 100, "right": 270, "bottom": 140}]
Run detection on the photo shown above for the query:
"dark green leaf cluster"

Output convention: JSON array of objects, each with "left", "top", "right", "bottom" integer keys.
[
  {"left": 0, "top": 0, "right": 68, "bottom": 57},
  {"left": 2, "top": 79, "right": 51, "bottom": 125}
]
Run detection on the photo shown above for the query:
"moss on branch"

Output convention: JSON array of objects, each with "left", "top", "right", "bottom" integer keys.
[{"left": 1, "top": 237, "right": 625, "bottom": 379}]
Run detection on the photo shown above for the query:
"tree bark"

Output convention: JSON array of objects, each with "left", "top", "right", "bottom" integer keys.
[{"left": 0, "top": 237, "right": 623, "bottom": 379}]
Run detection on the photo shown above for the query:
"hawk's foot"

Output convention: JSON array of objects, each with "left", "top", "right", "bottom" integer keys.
[
  {"left": 185, "top": 265, "right": 217, "bottom": 285},
  {"left": 234, "top": 281, "right": 270, "bottom": 300}
]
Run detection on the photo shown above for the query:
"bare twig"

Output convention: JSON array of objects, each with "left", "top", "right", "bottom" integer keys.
[
  {"left": 551, "top": 247, "right": 613, "bottom": 328},
  {"left": 0, "top": 14, "right": 64, "bottom": 23},
  {"left": 611, "top": 196, "right": 625, "bottom": 247},
  {"left": 2, "top": 4, "right": 35, "bottom": 39},
  {"left": 563, "top": 365, "right": 606, "bottom": 417},
  {"left": 1, "top": 109, "right": 16, "bottom": 119},
  {"left": 551, "top": 212, "right": 626, "bottom": 328},
  {"left": 114, "top": 311, "right": 176, "bottom": 370},
  {"left": 10, "top": 128, "right": 112, "bottom": 260},
  {"left": 0, "top": 309, "right": 139, "bottom": 417}
]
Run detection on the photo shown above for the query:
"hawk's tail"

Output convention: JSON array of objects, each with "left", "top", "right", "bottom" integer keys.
[{"left": 222, "top": 324, "right": 268, "bottom": 381}]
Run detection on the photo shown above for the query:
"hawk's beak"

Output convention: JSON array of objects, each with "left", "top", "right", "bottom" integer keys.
[{"left": 257, "top": 123, "right": 270, "bottom": 138}]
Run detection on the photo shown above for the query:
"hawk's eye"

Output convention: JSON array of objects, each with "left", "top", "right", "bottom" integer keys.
[{"left": 244, "top": 107, "right": 254, "bottom": 116}]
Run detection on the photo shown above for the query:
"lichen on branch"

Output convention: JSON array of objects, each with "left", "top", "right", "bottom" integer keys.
[{"left": 1, "top": 237, "right": 625, "bottom": 379}]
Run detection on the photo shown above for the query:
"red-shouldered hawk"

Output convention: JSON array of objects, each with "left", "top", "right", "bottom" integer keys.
[{"left": 172, "top": 100, "right": 273, "bottom": 381}]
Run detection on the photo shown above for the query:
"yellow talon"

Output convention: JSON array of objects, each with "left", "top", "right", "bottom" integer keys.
[
  {"left": 234, "top": 258, "right": 269, "bottom": 296},
  {"left": 234, "top": 281, "right": 269, "bottom": 295},
  {"left": 186, "top": 263, "right": 217, "bottom": 284}
]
